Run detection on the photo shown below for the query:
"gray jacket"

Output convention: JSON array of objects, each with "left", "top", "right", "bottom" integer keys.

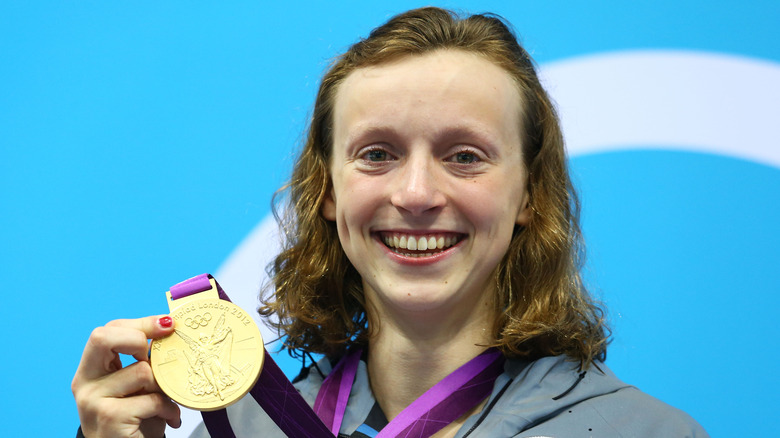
[{"left": 189, "top": 355, "right": 708, "bottom": 437}]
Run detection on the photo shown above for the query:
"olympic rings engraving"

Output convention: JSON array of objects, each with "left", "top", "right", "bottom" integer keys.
[{"left": 184, "top": 312, "right": 212, "bottom": 329}]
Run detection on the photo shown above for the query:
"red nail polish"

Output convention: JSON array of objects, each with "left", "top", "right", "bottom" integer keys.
[{"left": 158, "top": 316, "right": 173, "bottom": 328}]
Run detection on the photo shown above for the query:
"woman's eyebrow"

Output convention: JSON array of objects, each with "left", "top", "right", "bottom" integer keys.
[
  {"left": 343, "top": 124, "right": 399, "bottom": 148},
  {"left": 431, "top": 124, "right": 506, "bottom": 156},
  {"left": 347, "top": 123, "right": 495, "bottom": 143},
  {"left": 434, "top": 124, "right": 495, "bottom": 143}
]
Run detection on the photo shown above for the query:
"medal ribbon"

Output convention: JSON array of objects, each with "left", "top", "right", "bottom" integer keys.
[
  {"left": 313, "top": 348, "right": 363, "bottom": 435},
  {"left": 169, "top": 274, "right": 505, "bottom": 438},
  {"left": 314, "top": 347, "right": 505, "bottom": 438}
]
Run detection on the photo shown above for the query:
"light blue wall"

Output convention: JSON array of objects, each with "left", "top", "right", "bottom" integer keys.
[{"left": 2, "top": 1, "right": 777, "bottom": 436}]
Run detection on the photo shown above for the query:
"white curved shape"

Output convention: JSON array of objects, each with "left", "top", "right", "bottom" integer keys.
[
  {"left": 540, "top": 50, "right": 780, "bottom": 168},
  {"left": 214, "top": 213, "right": 282, "bottom": 337},
  {"left": 169, "top": 49, "right": 780, "bottom": 437}
]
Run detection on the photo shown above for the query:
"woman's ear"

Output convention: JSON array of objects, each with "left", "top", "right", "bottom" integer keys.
[
  {"left": 516, "top": 192, "right": 531, "bottom": 226},
  {"left": 322, "top": 188, "right": 337, "bottom": 221}
]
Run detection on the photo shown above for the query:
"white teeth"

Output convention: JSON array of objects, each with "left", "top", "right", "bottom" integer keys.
[{"left": 382, "top": 233, "right": 460, "bottom": 252}]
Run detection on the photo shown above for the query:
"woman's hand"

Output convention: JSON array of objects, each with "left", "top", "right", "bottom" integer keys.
[{"left": 72, "top": 315, "right": 182, "bottom": 438}]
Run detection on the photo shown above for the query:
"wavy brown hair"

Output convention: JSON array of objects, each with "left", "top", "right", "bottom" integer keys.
[{"left": 260, "top": 7, "right": 609, "bottom": 366}]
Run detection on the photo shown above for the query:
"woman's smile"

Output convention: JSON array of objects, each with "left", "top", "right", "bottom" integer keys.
[{"left": 372, "top": 231, "right": 467, "bottom": 266}]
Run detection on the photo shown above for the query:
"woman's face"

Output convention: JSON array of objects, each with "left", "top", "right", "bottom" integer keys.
[{"left": 323, "top": 50, "right": 530, "bottom": 323}]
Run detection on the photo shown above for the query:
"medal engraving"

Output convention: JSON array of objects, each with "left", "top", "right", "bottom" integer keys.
[{"left": 151, "top": 289, "right": 264, "bottom": 411}]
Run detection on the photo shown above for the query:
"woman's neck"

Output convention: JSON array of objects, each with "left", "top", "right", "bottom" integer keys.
[{"left": 365, "top": 298, "right": 496, "bottom": 424}]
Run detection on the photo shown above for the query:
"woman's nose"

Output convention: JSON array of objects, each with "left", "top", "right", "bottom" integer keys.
[{"left": 389, "top": 157, "right": 447, "bottom": 215}]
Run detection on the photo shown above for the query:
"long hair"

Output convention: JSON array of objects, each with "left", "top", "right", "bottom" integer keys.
[{"left": 260, "top": 7, "right": 609, "bottom": 366}]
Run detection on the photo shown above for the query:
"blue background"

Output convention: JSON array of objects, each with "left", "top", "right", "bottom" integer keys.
[{"left": 1, "top": 1, "right": 778, "bottom": 436}]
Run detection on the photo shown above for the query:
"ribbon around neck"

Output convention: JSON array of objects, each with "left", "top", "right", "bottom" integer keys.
[{"left": 314, "top": 347, "right": 505, "bottom": 438}]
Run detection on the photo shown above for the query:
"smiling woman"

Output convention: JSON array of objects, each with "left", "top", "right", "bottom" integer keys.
[
  {"left": 72, "top": 7, "right": 708, "bottom": 438},
  {"left": 323, "top": 51, "right": 530, "bottom": 331}
]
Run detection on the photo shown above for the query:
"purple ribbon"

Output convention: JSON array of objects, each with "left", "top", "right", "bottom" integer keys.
[
  {"left": 378, "top": 349, "right": 503, "bottom": 437},
  {"left": 170, "top": 274, "right": 505, "bottom": 438},
  {"left": 249, "top": 349, "right": 334, "bottom": 437},
  {"left": 314, "top": 347, "right": 504, "bottom": 438},
  {"left": 313, "top": 348, "right": 362, "bottom": 435},
  {"left": 170, "top": 273, "right": 231, "bottom": 301}
]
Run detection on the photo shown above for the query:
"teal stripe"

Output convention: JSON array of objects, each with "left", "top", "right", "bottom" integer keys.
[{"left": 355, "top": 423, "right": 380, "bottom": 437}]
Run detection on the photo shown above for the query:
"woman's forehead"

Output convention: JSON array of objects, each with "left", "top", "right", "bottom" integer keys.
[
  {"left": 338, "top": 50, "right": 519, "bottom": 101},
  {"left": 332, "top": 50, "right": 524, "bottom": 148}
]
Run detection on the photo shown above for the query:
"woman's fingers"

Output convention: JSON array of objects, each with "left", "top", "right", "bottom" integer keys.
[
  {"left": 75, "top": 315, "right": 174, "bottom": 382},
  {"left": 105, "top": 315, "right": 175, "bottom": 342},
  {"left": 78, "top": 325, "right": 147, "bottom": 381},
  {"left": 106, "top": 315, "right": 176, "bottom": 362},
  {"left": 82, "top": 391, "right": 181, "bottom": 437},
  {"left": 73, "top": 315, "right": 180, "bottom": 437},
  {"left": 98, "top": 360, "right": 162, "bottom": 398},
  {"left": 132, "top": 391, "right": 182, "bottom": 429}
]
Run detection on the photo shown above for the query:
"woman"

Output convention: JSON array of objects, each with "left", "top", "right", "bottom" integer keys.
[{"left": 72, "top": 7, "right": 707, "bottom": 437}]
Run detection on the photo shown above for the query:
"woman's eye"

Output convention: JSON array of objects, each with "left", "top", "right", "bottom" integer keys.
[
  {"left": 452, "top": 151, "right": 479, "bottom": 164},
  {"left": 365, "top": 149, "right": 389, "bottom": 162}
]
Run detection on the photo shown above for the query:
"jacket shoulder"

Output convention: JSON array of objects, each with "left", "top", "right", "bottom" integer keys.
[
  {"left": 568, "top": 386, "right": 709, "bottom": 437},
  {"left": 471, "top": 356, "right": 709, "bottom": 437}
]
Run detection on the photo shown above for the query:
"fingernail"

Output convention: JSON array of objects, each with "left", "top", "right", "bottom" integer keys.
[{"left": 158, "top": 316, "right": 173, "bottom": 328}]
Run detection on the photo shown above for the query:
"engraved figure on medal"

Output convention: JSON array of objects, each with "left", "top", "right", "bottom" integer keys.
[{"left": 174, "top": 312, "right": 236, "bottom": 400}]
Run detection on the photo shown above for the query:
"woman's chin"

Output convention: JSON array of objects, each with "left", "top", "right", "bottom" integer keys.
[{"left": 369, "top": 285, "right": 487, "bottom": 321}]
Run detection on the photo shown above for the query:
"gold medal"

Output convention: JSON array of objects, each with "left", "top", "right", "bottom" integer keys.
[{"left": 150, "top": 278, "right": 264, "bottom": 411}]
